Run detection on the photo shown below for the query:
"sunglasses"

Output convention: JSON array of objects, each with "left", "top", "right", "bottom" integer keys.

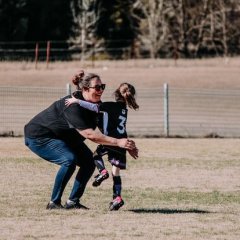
[{"left": 89, "top": 84, "right": 106, "bottom": 91}]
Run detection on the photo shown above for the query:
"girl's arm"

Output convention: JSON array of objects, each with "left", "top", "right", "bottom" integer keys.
[{"left": 65, "top": 96, "right": 99, "bottom": 113}]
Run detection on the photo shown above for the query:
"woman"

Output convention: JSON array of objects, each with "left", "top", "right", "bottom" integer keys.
[{"left": 24, "top": 70, "right": 137, "bottom": 210}]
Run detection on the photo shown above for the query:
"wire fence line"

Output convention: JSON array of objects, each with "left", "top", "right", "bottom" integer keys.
[
  {"left": 0, "top": 40, "right": 134, "bottom": 62},
  {"left": 2, "top": 40, "right": 240, "bottom": 64},
  {"left": 0, "top": 85, "right": 240, "bottom": 138},
  {"left": 168, "top": 87, "right": 240, "bottom": 137}
]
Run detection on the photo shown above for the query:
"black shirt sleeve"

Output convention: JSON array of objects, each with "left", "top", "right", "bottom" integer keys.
[
  {"left": 63, "top": 103, "right": 98, "bottom": 130},
  {"left": 24, "top": 94, "right": 98, "bottom": 139}
]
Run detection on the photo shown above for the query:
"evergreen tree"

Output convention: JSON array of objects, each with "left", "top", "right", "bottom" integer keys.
[
  {"left": 95, "top": 0, "right": 139, "bottom": 58},
  {"left": 0, "top": 0, "right": 28, "bottom": 41},
  {"left": 25, "top": 0, "right": 73, "bottom": 41}
]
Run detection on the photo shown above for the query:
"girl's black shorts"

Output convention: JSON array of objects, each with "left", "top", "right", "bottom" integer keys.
[{"left": 93, "top": 145, "right": 126, "bottom": 169}]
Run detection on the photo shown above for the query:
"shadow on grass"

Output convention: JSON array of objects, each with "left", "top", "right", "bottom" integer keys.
[{"left": 128, "top": 208, "right": 212, "bottom": 214}]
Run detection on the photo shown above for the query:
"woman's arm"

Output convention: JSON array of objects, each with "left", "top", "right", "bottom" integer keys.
[
  {"left": 65, "top": 96, "right": 99, "bottom": 113},
  {"left": 77, "top": 128, "right": 136, "bottom": 150}
]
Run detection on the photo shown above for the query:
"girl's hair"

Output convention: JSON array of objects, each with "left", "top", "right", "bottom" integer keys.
[
  {"left": 72, "top": 70, "right": 100, "bottom": 91},
  {"left": 114, "top": 83, "right": 139, "bottom": 110}
]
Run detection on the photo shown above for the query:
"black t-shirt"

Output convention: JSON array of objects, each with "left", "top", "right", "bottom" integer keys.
[
  {"left": 98, "top": 101, "right": 128, "bottom": 139},
  {"left": 24, "top": 94, "right": 98, "bottom": 141}
]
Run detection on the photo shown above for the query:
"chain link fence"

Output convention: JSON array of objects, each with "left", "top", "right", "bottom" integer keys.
[
  {"left": 168, "top": 87, "right": 240, "bottom": 137},
  {"left": 0, "top": 85, "right": 240, "bottom": 137}
]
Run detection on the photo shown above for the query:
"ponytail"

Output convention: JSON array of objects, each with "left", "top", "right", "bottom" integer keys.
[
  {"left": 72, "top": 70, "right": 85, "bottom": 90},
  {"left": 114, "top": 83, "right": 139, "bottom": 110},
  {"left": 125, "top": 92, "right": 139, "bottom": 110}
]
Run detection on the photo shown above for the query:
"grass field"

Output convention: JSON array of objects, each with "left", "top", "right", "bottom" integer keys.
[{"left": 0, "top": 137, "right": 240, "bottom": 240}]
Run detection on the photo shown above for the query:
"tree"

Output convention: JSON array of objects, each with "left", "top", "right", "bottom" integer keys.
[
  {"left": 227, "top": 0, "right": 240, "bottom": 55},
  {"left": 69, "top": 0, "right": 96, "bottom": 60},
  {"left": 0, "top": 0, "right": 28, "bottom": 41},
  {"left": 25, "top": 0, "right": 73, "bottom": 41},
  {"left": 95, "top": 0, "right": 139, "bottom": 59},
  {"left": 178, "top": 0, "right": 240, "bottom": 57},
  {"left": 133, "top": 0, "right": 168, "bottom": 58},
  {"left": 1, "top": 0, "right": 240, "bottom": 59}
]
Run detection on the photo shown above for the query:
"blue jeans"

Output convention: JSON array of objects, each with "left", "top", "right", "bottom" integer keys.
[{"left": 25, "top": 137, "right": 95, "bottom": 204}]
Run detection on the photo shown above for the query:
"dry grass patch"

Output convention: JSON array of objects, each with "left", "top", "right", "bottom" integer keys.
[
  {"left": 0, "top": 137, "right": 240, "bottom": 240},
  {"left": 1, "top": 58, "right": 240, "bottom": 89}
]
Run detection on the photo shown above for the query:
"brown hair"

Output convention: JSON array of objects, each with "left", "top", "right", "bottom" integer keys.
[
  {"left": 72, "top": 70, "right": 101, "bottom": 91},
  {"left": 114, "top": 83, "right": 139, "bottom": 110}
]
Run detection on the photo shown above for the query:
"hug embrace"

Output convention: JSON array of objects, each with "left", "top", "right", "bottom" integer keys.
[{"left": 24, "top": 70, "right": 139, "bottom": 211}]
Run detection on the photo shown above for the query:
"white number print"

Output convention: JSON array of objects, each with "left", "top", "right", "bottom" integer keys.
[{"left": 117, "top": 115, "right": 126, "bottom": 134}]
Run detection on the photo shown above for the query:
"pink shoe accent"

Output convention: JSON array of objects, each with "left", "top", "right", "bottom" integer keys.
[
  {"left": 101, "top": 169, "right": 108, "bottom": 175},
  {"left": 115, "top": 196, "right": 122, "bottom": 203}
]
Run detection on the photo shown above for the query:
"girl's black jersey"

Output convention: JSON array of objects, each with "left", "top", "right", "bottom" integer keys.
[{"left": 98, "top": 101, "right": 128, "bottom": 139}]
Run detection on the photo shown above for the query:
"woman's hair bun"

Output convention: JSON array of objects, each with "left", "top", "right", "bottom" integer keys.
[{"left": 72, "top": 70, "right": 85, "bottom": 85}]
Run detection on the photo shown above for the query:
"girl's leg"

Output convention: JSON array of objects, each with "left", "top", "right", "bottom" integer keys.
[
  {"left": 94, "top": 155, "right": 105, "bottom": 173},
  {"left": 110, "top": 166, "right": 124, "bottom": 211},
  {"left": 92, "top": 145, "right": 109, "bottom": 187},
  {"left": 93, "top": 145, "right": 107, "bottom": 172},
  {"left": 112, "top": 166, "right": 121, "bottom": 198},
  {"left": 94, "top": 156, "right": 105, "bottom": 173}
]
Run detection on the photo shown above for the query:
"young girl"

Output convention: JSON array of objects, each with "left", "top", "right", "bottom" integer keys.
[{"left": 65, "top": 82, "right": 139, "bottom": 210}]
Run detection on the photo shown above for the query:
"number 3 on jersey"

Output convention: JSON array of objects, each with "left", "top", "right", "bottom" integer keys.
[{"left": 117, "top": 115, "right": 126, "bottom": 134}]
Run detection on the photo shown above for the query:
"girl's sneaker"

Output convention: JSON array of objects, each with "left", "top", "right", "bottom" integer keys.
[
  {"left": 109, "top": 196, "right": 124, "bottom": 211},
  {"left": 92, "top": 169, "right": 109, "bottom": 187}
]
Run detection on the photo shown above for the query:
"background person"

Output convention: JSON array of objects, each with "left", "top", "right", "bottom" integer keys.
[
  {"left": 65, "top": 82, "right": 139, "bottom": 210},
  {"left": 24, "top": 70, "right": 137, "bottom": 210}
]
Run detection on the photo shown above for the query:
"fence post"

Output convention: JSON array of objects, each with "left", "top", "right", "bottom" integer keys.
[
  {"left": 66, "top": 83, "right": 71, "bottom": 95},
  {"left": 46, "top": 41, "right": 50, "bottom": 68},
  {"left": 163, "top": 83, "right": 169, "bottom": 137},
  {"left": 35, "top": 42, "right": 39, "bottom": 69}
]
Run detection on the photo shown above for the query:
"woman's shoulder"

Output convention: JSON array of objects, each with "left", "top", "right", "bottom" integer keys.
[{"left": 72, "top": 91, "right": 83, "bottom": 99}]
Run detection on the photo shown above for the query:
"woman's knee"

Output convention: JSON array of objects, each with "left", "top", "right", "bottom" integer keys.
[{"left": 61, "top": 151, "right": 77, "bottom": 167}]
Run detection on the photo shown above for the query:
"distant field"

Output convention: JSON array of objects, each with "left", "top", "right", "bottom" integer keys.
[
  {"left": 0, "top": 58, "right": 240, "bottom": 89},
  {"left": 0, "top": 137, "right": 240, "bottom": 240}
]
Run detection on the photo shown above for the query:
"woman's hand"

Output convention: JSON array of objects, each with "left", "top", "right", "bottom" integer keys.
[
  {"left": 117, "top": 138, "right": 136, "bottom": 150},
  {"left": 65, "top": 96, "right": 79, "bottom": 107}
]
